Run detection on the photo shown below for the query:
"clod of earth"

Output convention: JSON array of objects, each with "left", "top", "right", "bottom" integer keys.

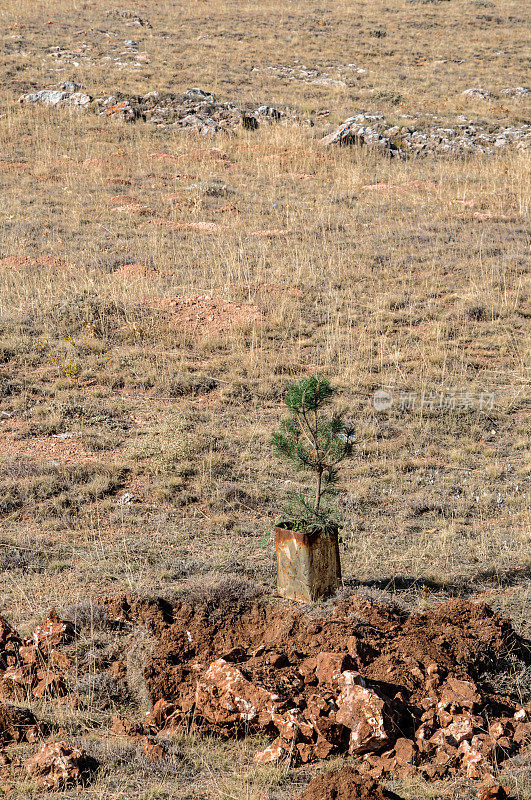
[
  {"left": 33, "top": 607, "right": 77, "bottom": 652},
  {"left": 476, "top": 782, "right": 510, "bottom": 800},
  {"left": 24, "top": 740, "right": 95, "bottom": 790},
  {"left": 296, "top": 764, "right": 402, "bottom": 799},
  {"left": 0, "top": 702, "right": 46, "bottom": 744}
]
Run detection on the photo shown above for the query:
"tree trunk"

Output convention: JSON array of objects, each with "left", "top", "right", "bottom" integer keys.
[{"left": 315, "top": 469, "right": 322, "bottom": 512}]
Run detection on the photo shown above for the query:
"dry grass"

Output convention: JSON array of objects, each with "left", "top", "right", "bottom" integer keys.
[{"left": 0, "top": 0, "right": 529, "bottom": 797}]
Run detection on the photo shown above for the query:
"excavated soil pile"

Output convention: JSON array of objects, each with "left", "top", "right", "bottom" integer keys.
[
  {"left": 104, "top": 589, "right": 531, "bottom": 783},
  {"left": 0, "top": 590, "right": 529, "bottom": 794},
  {"left": 298, "top": 766, "right": 401, "bottom": 800}
]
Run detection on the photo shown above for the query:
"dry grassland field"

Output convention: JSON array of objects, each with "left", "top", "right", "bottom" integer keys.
[{"left": 0, "top": 0, "right": 529, "bottom": 797}]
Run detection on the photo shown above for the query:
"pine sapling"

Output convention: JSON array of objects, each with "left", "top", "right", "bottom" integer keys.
[{"left": 271, "top": 375, "right": 354, "bottom": 535}]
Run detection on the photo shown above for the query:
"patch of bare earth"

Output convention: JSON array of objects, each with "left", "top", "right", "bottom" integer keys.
[{"left": 144, "top": 295, "right": 261, "bottom": 336}]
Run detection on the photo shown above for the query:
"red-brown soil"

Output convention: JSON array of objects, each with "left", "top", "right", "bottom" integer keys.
[
  {"left": 0, "top": 590, "right": 529, "bottom": 796},
  {"left": 143, "top": 294, "right": 261, "bottom": 335},
  {"left": 298, "top": 765, "right": 401, "bottom": 799},
  {"left": 103, "top": 589, "right": 530, "bottom": 783}
]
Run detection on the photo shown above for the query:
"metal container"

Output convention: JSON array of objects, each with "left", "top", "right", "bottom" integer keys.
[{"left": 275, "top": 526, "right": 342, "bottom": 603}]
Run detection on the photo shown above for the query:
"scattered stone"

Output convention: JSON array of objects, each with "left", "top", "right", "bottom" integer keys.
[
  {"left": 320, "top": 112, "right": 530, "bottom": 156},
  {"left": 256, "top": 105, "right": 284, "bottom": 120},
  {"left": 33, "top": 608, "right": 77, "bottom": 652},
  {"left": 501, "top": 87, "right": 529, "bottom": 98},
  {"left": 24, "top": 741, "right": 94, "bottom": 789},
  {"left": 315, "top": 652, "right": 350, "bottom": 686},
  {"left": 319, "top": 113, "right": 400, "bottom": 156},
  {"left": 440, "top": 677, "right": 482, "bottom": 711},
  {"left": 0, "top": 665, "right": 32, "bottom": 700},
  {"left": 462, "top": 88, "right": 494, "bottom": 101},
  {"left": 19, "top": 89, "right": 92, "bottom": 107},
  {"left": 253, "top": 737, "right": 284, "bottom": 764},
  {"left": 17, "top": 85, "right": 291, "bottom": 135},
  {"left": 15, "top": 85, "right": 530, "bottom": 156},
  {"left": 336, "top": 672, "right": 394, "bottom": 754},
  {"left": 459, "top": 739, "right": 493, "bottom": 778},
  {"left": 195, "top": 658, "right": 277, "bottom": 726},
  {"left": 311, "top": 77, "right": 347, "bottom": 88}
]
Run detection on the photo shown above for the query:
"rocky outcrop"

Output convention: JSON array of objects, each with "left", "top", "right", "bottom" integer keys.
[
  {"left": 320, "top": 112, "right": 530, "bottom": 155},
  {"left": 17, "top": 85, "right": 287, "bottom": 135}
]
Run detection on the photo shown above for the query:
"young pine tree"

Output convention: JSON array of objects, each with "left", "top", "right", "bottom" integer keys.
[{"left": 271, "top": 376, "right": 354, "bottom": 534}]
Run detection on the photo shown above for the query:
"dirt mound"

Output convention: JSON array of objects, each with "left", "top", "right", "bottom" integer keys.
[
  {"left": 102, "top": 589, "right": 530, "bottom": 782},
  {"left": 145, "top": 295, "right": 261, "bottom": 335},
  {"left": 0, "top": 590, "right": 528, "bottom": 791},
  {"left": 298, "top": 766, "right": 401, "bottom": 799}
]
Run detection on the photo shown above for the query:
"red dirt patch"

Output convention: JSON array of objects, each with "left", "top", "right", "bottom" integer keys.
[
  {"left": 144, "top": 294, "right": 261, "bottom": 334},
  {"left": 113, "top": 262, "right": 158, "bottom": 279},
  {"left": 0, "top": 160, "right": 30, "bottom": 171}
]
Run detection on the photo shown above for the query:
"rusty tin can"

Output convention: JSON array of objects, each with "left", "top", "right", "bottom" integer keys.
[{"left": 274, "top": 526, "right": 342, "bottom": 603}]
